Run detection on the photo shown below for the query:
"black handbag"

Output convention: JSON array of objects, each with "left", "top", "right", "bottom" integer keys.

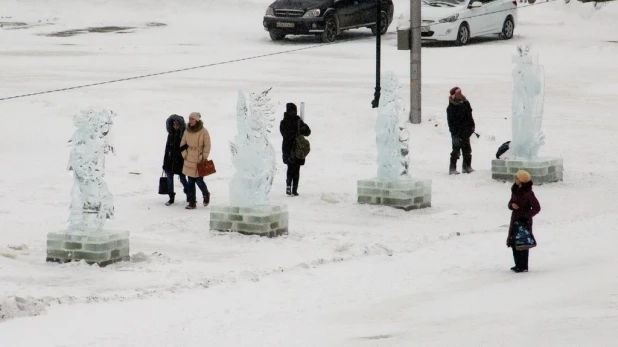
[{"left": 158, "top": 171, "right": 168, "bottom": 195}]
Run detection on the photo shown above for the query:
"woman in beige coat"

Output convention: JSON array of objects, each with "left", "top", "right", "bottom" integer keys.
[{"left": 180, "top": 112, "right": 211, "bottom": 209}]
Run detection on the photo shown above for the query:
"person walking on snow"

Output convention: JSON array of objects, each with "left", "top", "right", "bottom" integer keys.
[
  {"left": 507, "top": 170, "right": 541, "bottom": 273},
  {"left": 447, "top": 87, "right": 476, "bottom": 174},
  {"left": 280, "top": 103, "right": 311, "bottom": 196},
  {"left": 162, "top": 114, "right": 189, "bottom": 206},
  {"left": 180, "top": 112, "right": 211, "bottom": 209}
]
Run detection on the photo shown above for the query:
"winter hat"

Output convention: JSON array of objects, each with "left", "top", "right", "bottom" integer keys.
[
  {"left": 450, "top": 86, "right": 461, "bottom": 96},
  {"left": 189, "top": 112, "right": 201, "bottom": 121},
  {"left": 285, "top": 103, "right": 297, "bottom": 115},
  {"left": 516, "top": 170, "right": 531, "bottom": 183}
]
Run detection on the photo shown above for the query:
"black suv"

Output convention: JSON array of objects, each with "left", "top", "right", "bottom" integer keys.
[{"left": 263, "top": 0, "right": 394, "bottom": 43}]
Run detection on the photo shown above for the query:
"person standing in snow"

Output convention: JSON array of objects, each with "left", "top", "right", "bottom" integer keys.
[
  {"left": 162, "top": 114, "right": 189, "bottom": 206},
  {"left": 507, "top": 170, "right": 541, "bottom": 273},
  {"left": 447, "top": 87, "right": 476, "bottom": 174},
  {"left": 180, "top": 112, "right": 211, "bottom": 209},
  {"left": 280, "top": 103, "right": 311, "bottom": 196}
]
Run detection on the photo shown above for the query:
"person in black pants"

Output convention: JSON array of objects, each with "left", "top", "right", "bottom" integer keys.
[
  {"left": 162, "top": 114, "right": 189, "bottom": 206},
  {"left": 280, "top": 103, "right": 311, "bottom": 196},
  {"left": 506, "top": 170, "right": 541, "bottom": 273},
  {"left": 447, "top": 86, "right": 476, "bottom": 174}
]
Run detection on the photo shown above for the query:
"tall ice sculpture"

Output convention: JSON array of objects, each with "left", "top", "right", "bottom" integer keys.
[
  {"left": 46, "top": 109, "right": 130, "bottom": 266},
  {"left": 209, "top": 89, "right": 289, "bottom": 237},
  {"left": 491, "top": 45, "right": 564, "bottom": 184},
  {"left": 357, "top": 71, "right": 432, "bottom": 211}
]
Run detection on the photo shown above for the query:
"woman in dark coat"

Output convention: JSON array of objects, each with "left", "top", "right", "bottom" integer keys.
[
  {"left": 507, "top": 170, "right": 541, "bottom": 272},
  {"left": 162, "top": 114, "right": 189, "bottom": 206},
  {"left": 280, "top": 103, "right": 311, "bottom": 196}
]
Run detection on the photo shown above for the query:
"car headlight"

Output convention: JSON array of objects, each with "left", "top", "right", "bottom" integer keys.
[
  {"left": 302, "top": 9, "right": 321, "bottom": 17},
  {"left": 439, "top": 13, "right": 459, "bottom": 23},
  {"left": 265, "top": 7, "right": 274, "bottom": 16}
]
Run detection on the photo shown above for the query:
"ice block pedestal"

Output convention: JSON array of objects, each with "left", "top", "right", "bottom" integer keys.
[
  {"left": 357, "top": 179, "right": 432, "bottom": 211},
  {"left": 210, "top": 205, "right": 288, "bottom": 238},
  {"left": 492, "top": 157, "right": 563, "bottom": 184},
  {"left": 46, "top": 230, "right": 130, "bottom": 266}
]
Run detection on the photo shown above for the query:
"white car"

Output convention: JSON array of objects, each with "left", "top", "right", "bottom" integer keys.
[{"left": 421, "top": 0, "right": 517, "bottom": 45}]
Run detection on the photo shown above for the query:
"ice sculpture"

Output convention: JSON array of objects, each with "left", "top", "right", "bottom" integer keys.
[
  {"left": 67, "top": 109, "right": 116, "bottom": 231},
  {"left": 510, "top": 45, "right": 546, "bottom": 160},
  {"left": 229, "top": 88, "right": 277, "bottom": 206},
  {"left": 376, "top": 71, "right": 410, "bottom": 180}
]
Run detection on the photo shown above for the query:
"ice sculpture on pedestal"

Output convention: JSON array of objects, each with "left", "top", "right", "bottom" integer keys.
[
  {"left": 510, "top": 45, "right": 545, "bottom": 160},
  {"left": 46, "top": 109, "right": 130, "bottom": 266},
  {"left": 358, "top": 71, "right": 432, "bottom": 211},
  {"left": 376, "top": 71, "right": 410, "bottom": 180},
  {"left": 68, "top": 109, "right": 116, "bottom": 231},
  {"left": 491, "top": 46, "right": 563, "bottom": 184},
  {"left": 210, "top": 89, "right": 288, "bottom": 237},
  {"left": 229, "top": 89, "right": 277, "bottom": 206}
]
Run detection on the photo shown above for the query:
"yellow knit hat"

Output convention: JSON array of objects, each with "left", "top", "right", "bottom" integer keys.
[{"left": 516, "top": 170, "right": 531, "bottom": 183}]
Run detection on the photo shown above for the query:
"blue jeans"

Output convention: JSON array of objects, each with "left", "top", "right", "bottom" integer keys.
[
  {"left": 187, "top": 176, "right": 209, "bottom": 203},
  {"left": 166, "top": 171, "right": 188, "bottom": 197}
]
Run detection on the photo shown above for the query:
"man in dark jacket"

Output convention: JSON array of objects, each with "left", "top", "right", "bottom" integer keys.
[
  {"left": 280, "top": 103, "right": 311, "bottom": 196},
  {"left": 162, "top": 114, "right": 189, "bottom": 206},
  {"left": 447, "top": 86, "right": 476, "bottom": 174}
]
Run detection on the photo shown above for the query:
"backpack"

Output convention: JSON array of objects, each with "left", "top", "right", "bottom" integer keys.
[{"left": 293, "top": 120, "right": 310, "bottom": 160}]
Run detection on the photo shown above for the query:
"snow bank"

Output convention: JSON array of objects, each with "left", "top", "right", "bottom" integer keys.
[
  {"left": 518, "top": 0, "right": 618, "bottom": 32},
  {"left": 0, "top": 296, "right": 48, "bottom": 322}
]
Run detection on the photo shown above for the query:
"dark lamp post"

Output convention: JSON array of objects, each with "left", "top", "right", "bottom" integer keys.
[{"left": 371, "top": 0, "right": 382, "bottom": 108}]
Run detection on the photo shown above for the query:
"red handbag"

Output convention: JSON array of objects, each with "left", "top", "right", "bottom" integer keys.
[
  {"left": 197, "top": 159, "right": 216, "bottom": 177},
  {"left": 195, "top": 130, "right": 215, "bottom": 177}
]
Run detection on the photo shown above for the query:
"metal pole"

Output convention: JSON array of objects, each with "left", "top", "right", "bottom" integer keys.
[
  {"left": 371, "top": 0, "right": 382, "bottom": 108},
  {"left": 409, "top": 0, "right": 422, "bottom": 124}
]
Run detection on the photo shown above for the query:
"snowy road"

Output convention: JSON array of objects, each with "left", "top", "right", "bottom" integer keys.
[{"left": 1, "top": 0, "right": 617, "bottom": 345}]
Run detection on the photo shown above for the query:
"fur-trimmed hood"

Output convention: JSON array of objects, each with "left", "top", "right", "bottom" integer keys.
[
  {"left": 449, "top": 95, "right": 468, "bottom": 105},
  {"left": 166, "top": 114, "right": 186, "bottom": 134},
  {"left": 186, "top": 120, "right": 204, "bottom": 133},
  {"left": 511, "top": 181, "right": 534, "bottom": 194}
]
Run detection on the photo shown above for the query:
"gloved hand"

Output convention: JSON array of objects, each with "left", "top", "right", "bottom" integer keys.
[{"left": 452, "top": 136, "right": 462, "bottom": 147}]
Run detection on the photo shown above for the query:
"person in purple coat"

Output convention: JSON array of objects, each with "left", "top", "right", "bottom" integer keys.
[{"left": 507, "top": 170, "right": 541, "bottom": 272}]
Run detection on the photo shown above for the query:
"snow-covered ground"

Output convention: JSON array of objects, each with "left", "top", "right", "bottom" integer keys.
[{"left": 1, "top": 0, "right": 617, "bottom": 345}]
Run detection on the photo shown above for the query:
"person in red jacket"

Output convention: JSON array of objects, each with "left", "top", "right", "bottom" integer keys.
[{"left": 507, "top": 170, "right": 541, "bottom": 273}]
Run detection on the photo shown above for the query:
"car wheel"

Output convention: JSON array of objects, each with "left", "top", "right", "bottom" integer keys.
[
  {"left": 455, "top": 23, "right": 470, "bottom": 46},
  {"left": 269, "top": 30, "right": 286, "bottom": 41},
  {"left": 371, "top": 11, "right": 389, "bottom": 36},
  {"left": 321, "top": 16, "right": 338, "bottom": 43},
  {"left": 499, "top": 17, "right": 514, "bottom": 40}
]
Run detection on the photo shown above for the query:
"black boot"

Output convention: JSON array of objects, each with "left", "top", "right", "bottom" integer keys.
[
  {"left": 449, "top": 157, "right": 460, "bottom": 175},
  {"left": 286, "top": 185, "right": 292, "bottom": 196},
  {"left": 165, "top": 193, "right": 175, "bottom": 206},
  {"left": 292, "top": 185, "right": 299, "bottom": 196},
  {"left": 203, "top": 192, "right": 210, "bottom": 207},
  {"left": 462, "top": 155, "right": 475, "bottom": 174}
]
